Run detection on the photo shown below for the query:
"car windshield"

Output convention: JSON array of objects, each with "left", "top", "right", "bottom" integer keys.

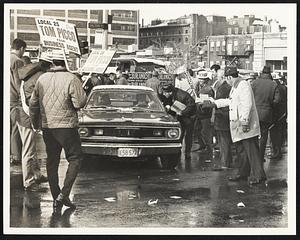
[{"left": 85, "top": 89, "right": 165, "bottom": 112}]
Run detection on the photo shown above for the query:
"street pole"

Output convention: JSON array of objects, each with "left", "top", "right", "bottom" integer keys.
[
  {"left": 261, "top": 25, "right": 265, "bottom": 68},
  {"left": 103, "top": 9, "right": 108, "bottom": 50}
]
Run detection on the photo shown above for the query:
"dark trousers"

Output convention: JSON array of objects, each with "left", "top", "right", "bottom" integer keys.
[
  {"left": 179, "top": 116, "right": 195, "bottom": 157},
  {"left": 216, "top": 130, "right": 232, "bottom": 167},
  {"left": 200, "top": 118, "right": 213, "bottom": 153},
  {"left": 43, "top": 128, "right": 83, "bottom": 200},
  {"left": 235, "top": 136, "right": 266, "bottom": 181},
  {"left": 259, "top": 121, "right": 271, "bottom": 162},
  {"left": 10, "top": 111, "right": 22, "bottom": 161},
  {"left": 270, "top": 119, "right": 286, "bottom": 157}
]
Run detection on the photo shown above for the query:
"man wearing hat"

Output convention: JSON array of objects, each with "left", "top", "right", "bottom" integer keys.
[
  {"left": 209, "top": 66, "right": 266, "bottom": 185},
  {"left": 116, "top": 73, "right": 129, "bottom": 85},
  {"left": 160, "top": 84, "right": 196, "bottom": 161},
  {"left": 146, "top": 70, "right": 162, "bottom": 96},
  {"left": 29, "top": 50, "right": 87, "bottom": 213},
  {"left": 194, "top": 71, "right": 214, "bottom": 155},
  {"left": 251, "top": 66, "right": 280, "bottom": 163}
]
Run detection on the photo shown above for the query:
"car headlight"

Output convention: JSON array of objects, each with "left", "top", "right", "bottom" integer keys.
[
  {"left": 78, "top": 127, "right": 89, "bottom": 137},
  {"left": 166, "top": 129, "right": 180, "bottom": 139}
]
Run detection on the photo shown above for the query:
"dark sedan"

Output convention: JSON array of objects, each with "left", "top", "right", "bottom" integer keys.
[{"left": 78, "top": 85, "right": 182, "bottom": 169}]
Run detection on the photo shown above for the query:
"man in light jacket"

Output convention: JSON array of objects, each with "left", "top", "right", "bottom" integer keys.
[
  {"left": 209, "top": 67, "right": 266, "bottom": 185},
  {"left": 29, "top": 50, "right": 87, "bottom": 214}
]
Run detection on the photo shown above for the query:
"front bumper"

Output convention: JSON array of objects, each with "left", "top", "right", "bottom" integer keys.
[{"left": 81, "top": 142, "right": 182, "bottom": 157}]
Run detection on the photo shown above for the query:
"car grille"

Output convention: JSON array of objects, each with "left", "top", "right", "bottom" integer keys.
[{"left": 96, "top": 128, "right": 161, "bottom": 138}]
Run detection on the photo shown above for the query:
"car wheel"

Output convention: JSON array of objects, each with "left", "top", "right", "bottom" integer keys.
[{"left": 160, "top": 154, "right": 180, "bottom": 169}]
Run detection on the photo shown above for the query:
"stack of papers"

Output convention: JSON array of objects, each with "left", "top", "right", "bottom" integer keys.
[{"left": 170, "top": 100, "right": 186, "bottom": 115}]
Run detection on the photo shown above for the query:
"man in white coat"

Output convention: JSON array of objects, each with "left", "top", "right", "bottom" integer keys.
[{"left": 208, "top": 67, "right": 266, "bottom": 185}]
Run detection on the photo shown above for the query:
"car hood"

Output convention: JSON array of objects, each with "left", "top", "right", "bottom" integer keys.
[{"left": 79, "top": 109, "right": 179, "bottom": 126}]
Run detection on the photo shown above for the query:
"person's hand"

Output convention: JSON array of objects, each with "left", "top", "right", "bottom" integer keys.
[
  {"left": 208, "top": 97, "right": 215, "bottom": 103},
  {"left": 32, "top": 124, "right": 41, "bottom": 134},
  {"left": 165, "top": 105, "right": 171, "bottom": 111},
  {"left": 242, "top": 124, "right": 250, "bottom": 132}
]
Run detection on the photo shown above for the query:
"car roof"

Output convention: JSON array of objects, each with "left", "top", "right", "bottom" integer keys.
[{"left": 92, "top": 85, "right": 154, "bottom": 92}]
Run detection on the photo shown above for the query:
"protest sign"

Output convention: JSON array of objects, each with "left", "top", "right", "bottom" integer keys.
[
  {"left": 35, "top": 17, "right": 80, "bottom": 55},
  {"left": 81, "top": 49, "right": 116, "bottom": 74}
]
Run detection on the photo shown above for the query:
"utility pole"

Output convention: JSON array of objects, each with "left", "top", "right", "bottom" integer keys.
[{"left": 103, "top": 9, "right": 108, "bottom": 50}]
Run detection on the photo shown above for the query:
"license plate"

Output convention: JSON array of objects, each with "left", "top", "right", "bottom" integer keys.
[{"left": 117, "top": 148, "right": 138, "bottom": 157}]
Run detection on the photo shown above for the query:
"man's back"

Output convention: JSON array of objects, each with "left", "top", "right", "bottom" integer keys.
[
  {"left": 30, "top": 68, "right": 86, "bottom": 129},
  {"left": 252, "top": 73, "right": 277, "bottom": 123}
]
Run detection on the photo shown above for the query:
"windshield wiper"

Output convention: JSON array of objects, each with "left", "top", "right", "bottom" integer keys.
[{"left": 86, "top": 105, "right": 118, "bottom": 111}]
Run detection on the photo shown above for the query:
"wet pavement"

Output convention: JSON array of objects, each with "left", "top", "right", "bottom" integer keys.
[{"left": 9, "top": 135, "right": 288, "bottom": 228}]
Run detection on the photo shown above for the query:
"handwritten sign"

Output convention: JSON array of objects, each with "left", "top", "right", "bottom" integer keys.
[
  {"left": 35, "top": 18, "right": 80, "bottom": 55},
  {"left": 81, "top": 49, "right": 116, "bottom": 74}
]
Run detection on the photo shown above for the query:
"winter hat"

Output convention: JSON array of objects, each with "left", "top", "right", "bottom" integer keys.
[{"left": 262, "top": 66, "right": 271, "bottom": 74}]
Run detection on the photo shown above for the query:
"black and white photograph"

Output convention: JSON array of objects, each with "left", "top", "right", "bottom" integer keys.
[{"left": 3, "top": 2, "right": 296, "bottom": 236}]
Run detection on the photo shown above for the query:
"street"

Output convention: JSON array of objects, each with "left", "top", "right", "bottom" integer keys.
[{"left": 9, "top": 135, "right": 288, "bottom": 228}]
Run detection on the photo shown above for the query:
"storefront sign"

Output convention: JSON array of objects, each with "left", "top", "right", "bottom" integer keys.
[
  {"left": 35, "top": 17, "right": 80, "bottom": 55},
  {"left": 128, "top": 72, "right": 175, "bottom": 85}
]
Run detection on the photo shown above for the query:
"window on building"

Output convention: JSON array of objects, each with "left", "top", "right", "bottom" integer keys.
[
  {"left": 17, "top": 32, "right": 40, "bottom": 41},
  {"left": 68, "top": 10, "right": 87, "bottom": 18},
  {"left": 216, "top": 41, "right": 220, "bottom": 52},
  {"left": 113, "top": 37, "right": 136, "bottom": 45},
  {"left": 17, "top": 17, "right": 36, "bottom": 25},
  {"left": 17, "top": 9, "right": 40, "bottom": 15},
  {"left": 185, "top": 37, "right": 189, "bottom": 43},
  {"left": 111, "top": 24, "right": 136, "bottom": 32},
  {"left": 68, "top": 20, "right": 87, "bottom": 29},
  {"left": 185, "top": 29, "right": 188, "bottom": 34},
  {"left": 44, "top": 10, "right": 65, "bottom": 17},
  {"left": 178, "top": 38, "right": 181, "bottom": 43},
  {"left": 233, "top": 40, "right": 238, "bottom": 51}
]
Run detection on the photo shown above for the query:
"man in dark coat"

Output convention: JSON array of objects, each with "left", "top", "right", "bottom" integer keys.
[
  {"left": 270, "top": 75, "right": 287, "bottom": 159},
  {"left": 160, "top": 84, "right": 196, "bottom": 160},
  {"left": 251, "top": 66, "right": 280, "bottom": 163},
  {"left": 213, "top": 70, "right": 233, "bottom": 168}
]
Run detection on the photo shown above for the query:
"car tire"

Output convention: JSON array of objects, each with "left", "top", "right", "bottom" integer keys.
[{"left": 160, "top": 154, "right": 180, "bottom": 169}]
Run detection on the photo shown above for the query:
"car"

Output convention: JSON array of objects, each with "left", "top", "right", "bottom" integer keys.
[{"left": 78, "top": 85, "right": 182, "bottom": 169}]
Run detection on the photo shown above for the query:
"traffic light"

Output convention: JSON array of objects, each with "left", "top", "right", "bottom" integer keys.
[{"left": 79, "top": 40, "right": 89, "bottom": 55}]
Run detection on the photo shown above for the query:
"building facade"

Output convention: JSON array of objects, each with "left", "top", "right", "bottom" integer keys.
[
  {"left": 227, "top": 15, "right": 267, "bottom": 35},
  {"left": 139, "top": 14, "right": 228, "bottom": 51},
  {"left": 208, "top": 34, "right": 254, "bottom": 70},
  {"left": 252, "top": 31, "right": 287, "bottom": 75},
  {"left": 10, "top": 9, "right": 139, "bottom": 51}
]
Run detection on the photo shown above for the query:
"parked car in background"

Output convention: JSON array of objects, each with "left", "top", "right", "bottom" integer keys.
[{"left": 78, "top": 85, "right": 182, "bottom": 169}]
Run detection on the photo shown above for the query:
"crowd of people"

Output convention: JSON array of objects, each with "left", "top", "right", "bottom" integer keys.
[
  {"left": 10, "top": 37, "right": 287, "bottom": 215},
  {"left": 155, "top": 63, "right": 287, "bottom": 185}
]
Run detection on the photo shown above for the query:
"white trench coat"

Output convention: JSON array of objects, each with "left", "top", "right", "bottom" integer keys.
[{"left": 215, "top": 78, "right": 260, "bottom": 143}]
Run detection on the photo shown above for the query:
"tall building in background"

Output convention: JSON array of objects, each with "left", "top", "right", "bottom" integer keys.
[
  {"left": 139, "top": 14, "right": 228, "bottom": 50},
  {"left": 9, "top": 9, "right": 139, "bottom": 51}
]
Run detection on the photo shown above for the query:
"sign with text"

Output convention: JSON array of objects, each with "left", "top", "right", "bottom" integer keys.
[
  {"left": 128, "top": 72, "right": 175, "bottom": 86},
  {"left": 35, "top": 18, "right": 80, "bottom": 55},
  {"left": 81, "top": 49, "right": 116, "bottom": 73}
]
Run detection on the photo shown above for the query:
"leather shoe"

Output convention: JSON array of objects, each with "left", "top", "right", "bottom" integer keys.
[
  {"left": 228, "top": 175, "right": 247, "bottom": 182},
  {"left": 249, "top": 178, "right": 266, "bottom": 185},
  {"left": 56, "top": 193, "right": 76, "bottom": 209},
  {"left": 24, "top": 183, "right": 47, "bottom": 192}
]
